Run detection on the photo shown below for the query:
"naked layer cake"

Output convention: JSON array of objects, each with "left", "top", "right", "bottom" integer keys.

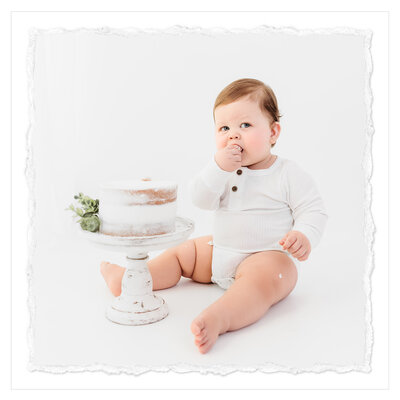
[{"left": 98, "top": 178, "right": 177, "bottom": 237}]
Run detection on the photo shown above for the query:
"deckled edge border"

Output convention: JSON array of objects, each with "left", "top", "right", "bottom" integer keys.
[
  {"left": 26, "top": 26, "right": 38, "bottom": 374},
  {"left": 24, "top": 24, "right": 375, "bottom": 376}
]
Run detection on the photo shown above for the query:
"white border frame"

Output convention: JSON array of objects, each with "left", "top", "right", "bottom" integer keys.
[{"left": 10, "top": 10, "right": 388, "bottom": 390}]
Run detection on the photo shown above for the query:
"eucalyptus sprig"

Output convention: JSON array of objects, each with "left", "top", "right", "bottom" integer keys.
[{"left": 66, "top": 192, "right": 100, "bottom": 232}]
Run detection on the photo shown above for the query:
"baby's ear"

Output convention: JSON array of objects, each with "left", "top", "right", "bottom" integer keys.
[
  {"left": 272, "top": 121, "right": 281, "bottom": 132},
  {"left": 270, "top": 122, "right": 281, "bottom": 142}
]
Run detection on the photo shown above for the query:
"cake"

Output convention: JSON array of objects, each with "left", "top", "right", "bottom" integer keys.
[{"left": 98, "top": 178, "right": 177, "bottom": 237}]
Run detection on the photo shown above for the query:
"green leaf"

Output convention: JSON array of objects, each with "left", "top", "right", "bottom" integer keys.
[
  {"left": 82, "top": 211, "right": 95, "bottom": 218},
  {"left": 67, "top": 193, "right": 100, "bottom": 229},
  {"left": 80, "top": 215, "right": 100, "bottom": 232}
]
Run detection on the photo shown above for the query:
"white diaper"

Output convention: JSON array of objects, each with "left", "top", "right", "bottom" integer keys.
[
  {"left": 208, "top": 241, "right": 252, "bottom": 290},
  {"left": 208, "top": 240, "right": 298, "bottom": 290}
]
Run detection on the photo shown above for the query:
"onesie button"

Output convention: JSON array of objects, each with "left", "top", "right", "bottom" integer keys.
[
  {"left": 232, "top": 186, "right": 238, "bottom": 192},
  {"left": 236, "top": 169, "right": 242, "bottom": 175}
]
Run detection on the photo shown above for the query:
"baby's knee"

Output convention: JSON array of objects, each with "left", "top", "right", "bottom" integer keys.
[
  {"left": 236, "top": 254, "right": 297, "bottom": 296},
  {"left": 261, "top": 261, "right": 298, "bottom": 302},
  {"left": 174, "top": 239, "right": 197, "bottom": 278}
]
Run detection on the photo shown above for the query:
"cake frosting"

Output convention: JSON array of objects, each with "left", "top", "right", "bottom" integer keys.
[{"left": 98, "top": 179, "right": 177, "bottom": 237}]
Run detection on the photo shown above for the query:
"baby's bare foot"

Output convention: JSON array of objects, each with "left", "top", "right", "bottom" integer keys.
[
  {"left": 190, "top": 310, "right": 227, "bottom": 354},
  {"left": 100, "top": 261, "right": 125, "bottom": 297}
]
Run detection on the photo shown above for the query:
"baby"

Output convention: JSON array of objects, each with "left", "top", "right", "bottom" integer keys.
[{"left": 101, "top": 78, "right": 328, "bottom": 354}]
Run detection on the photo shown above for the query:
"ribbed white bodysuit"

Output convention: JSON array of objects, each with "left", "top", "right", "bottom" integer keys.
[{"left": 189, "top": 155, "right": 328, "bottom": 289}]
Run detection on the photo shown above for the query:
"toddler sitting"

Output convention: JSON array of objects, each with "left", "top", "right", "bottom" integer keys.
[{"left": 101, "top": 78, "right": 328, "bottom": 354}]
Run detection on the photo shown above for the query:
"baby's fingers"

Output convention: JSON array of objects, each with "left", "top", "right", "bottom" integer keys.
[
  {"left": 227, "top": 148, "right": 242, "bottom": 156},
  {"left": 282, "top": 235, "right": 297, "bottom": 250},
  {"left": 298, "top": 253, "right": 309, "bottom": 261},
  {"left": 291, "top": 245, "right": 305, "bottom": 257},
  {"left": 288, "top": 241, "right": 302, "bottom": 254},
  {"left": 226, "top": 144, "right": 238, "bottom": 152},
  {"left": 227, "top": 144, "right": 242, "bottom": 153},
  {"left": 227, "top": 152, "right": 242, "bottom": 161},
  {"left": 297, "top": 249, "right": 310, "bottom": 261}
]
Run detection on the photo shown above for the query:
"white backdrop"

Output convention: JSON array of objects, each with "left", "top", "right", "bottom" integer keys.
[{"left": 27, "top": 25, "right": 373, "bottom": 373}]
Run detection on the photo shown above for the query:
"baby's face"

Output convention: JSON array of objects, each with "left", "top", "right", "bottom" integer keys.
[{"left": 214, "top": 95, "right": 280, "bottom": 169}]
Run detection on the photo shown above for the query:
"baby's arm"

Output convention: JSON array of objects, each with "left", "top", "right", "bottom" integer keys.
[
  {"left": 189, "top": 145, "right": 241, "bottom": 210},
  {"left": 281, "top": 161, "right": 329, "bottom": 255}
]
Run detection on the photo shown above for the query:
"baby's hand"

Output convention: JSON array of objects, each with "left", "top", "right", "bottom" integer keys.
[
  {"left": 279, "top": 230, "right": 311, "bottom": 261},
  {"left": 215, "top": 144, "right": 242, "bottom": 172}
]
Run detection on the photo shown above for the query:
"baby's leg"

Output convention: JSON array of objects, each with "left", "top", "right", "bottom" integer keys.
[
  {"left": 100, "top": 235, "right": 213, "bottom": 296},
  {"left": 191, "top": 250, "right": 297, "bottom": 354}
]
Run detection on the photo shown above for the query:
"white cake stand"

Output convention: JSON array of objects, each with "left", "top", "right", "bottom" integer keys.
[{"left": 79, "top": 217, "right": 194, "bottom": 326}]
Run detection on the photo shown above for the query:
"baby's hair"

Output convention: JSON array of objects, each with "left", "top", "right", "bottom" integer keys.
[{"left": 213, "top": 78, "right": 282, "bottom": 148}]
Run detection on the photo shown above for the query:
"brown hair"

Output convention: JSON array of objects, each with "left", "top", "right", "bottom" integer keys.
[{"left": 213, "top": 78, "right": 282, "bottom": 148}]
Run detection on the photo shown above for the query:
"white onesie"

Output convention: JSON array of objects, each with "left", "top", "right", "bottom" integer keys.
[{"left": 189, "top": 155, "right": 329, "bottom": 289}]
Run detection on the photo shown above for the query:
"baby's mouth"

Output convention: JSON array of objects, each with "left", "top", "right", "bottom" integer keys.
[{"left": 232, "top": 144, "right": 244, "bottom": 153}]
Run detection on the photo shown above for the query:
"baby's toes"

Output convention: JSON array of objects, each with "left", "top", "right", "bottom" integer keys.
[
  {"left": 190, "top": 316, "right": 206, "bottom": 336},
  {"left": 194, "top": 332, "right": 208, "bottom": 346},
  {"left": 198, "top": 340, "right": 213, "bottom": 354}
]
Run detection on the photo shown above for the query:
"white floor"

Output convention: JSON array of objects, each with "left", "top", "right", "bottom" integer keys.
[{"left": 30, "top": 235, "right": 369, "bottom": 374}]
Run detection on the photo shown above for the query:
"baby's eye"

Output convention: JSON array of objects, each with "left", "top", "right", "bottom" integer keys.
[
  {"left": 220, "top": 126, "right": 229, "bottom": 132},
  {"left": 240, "top": 122, "right": 251, "bottom": 128}
]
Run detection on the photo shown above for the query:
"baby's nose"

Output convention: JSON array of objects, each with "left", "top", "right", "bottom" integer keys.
[{"left": 229, "top": 131, "right": 240, "bottom": 139}]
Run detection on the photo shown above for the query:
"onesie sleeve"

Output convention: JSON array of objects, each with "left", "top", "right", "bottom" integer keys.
[
  {"left": 188, "top": 157, "right": 232, "bottom": 210},
  {"left": 283, "top": 160, "right": 329, "bottom": 250}
]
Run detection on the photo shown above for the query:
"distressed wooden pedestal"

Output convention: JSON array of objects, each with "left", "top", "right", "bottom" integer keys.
[
  {"left": 106, "top": 254, "right": 168, "bottom": 325},
  {"left": 80, "top": 217, "right": 194, "bottom": 325}
]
